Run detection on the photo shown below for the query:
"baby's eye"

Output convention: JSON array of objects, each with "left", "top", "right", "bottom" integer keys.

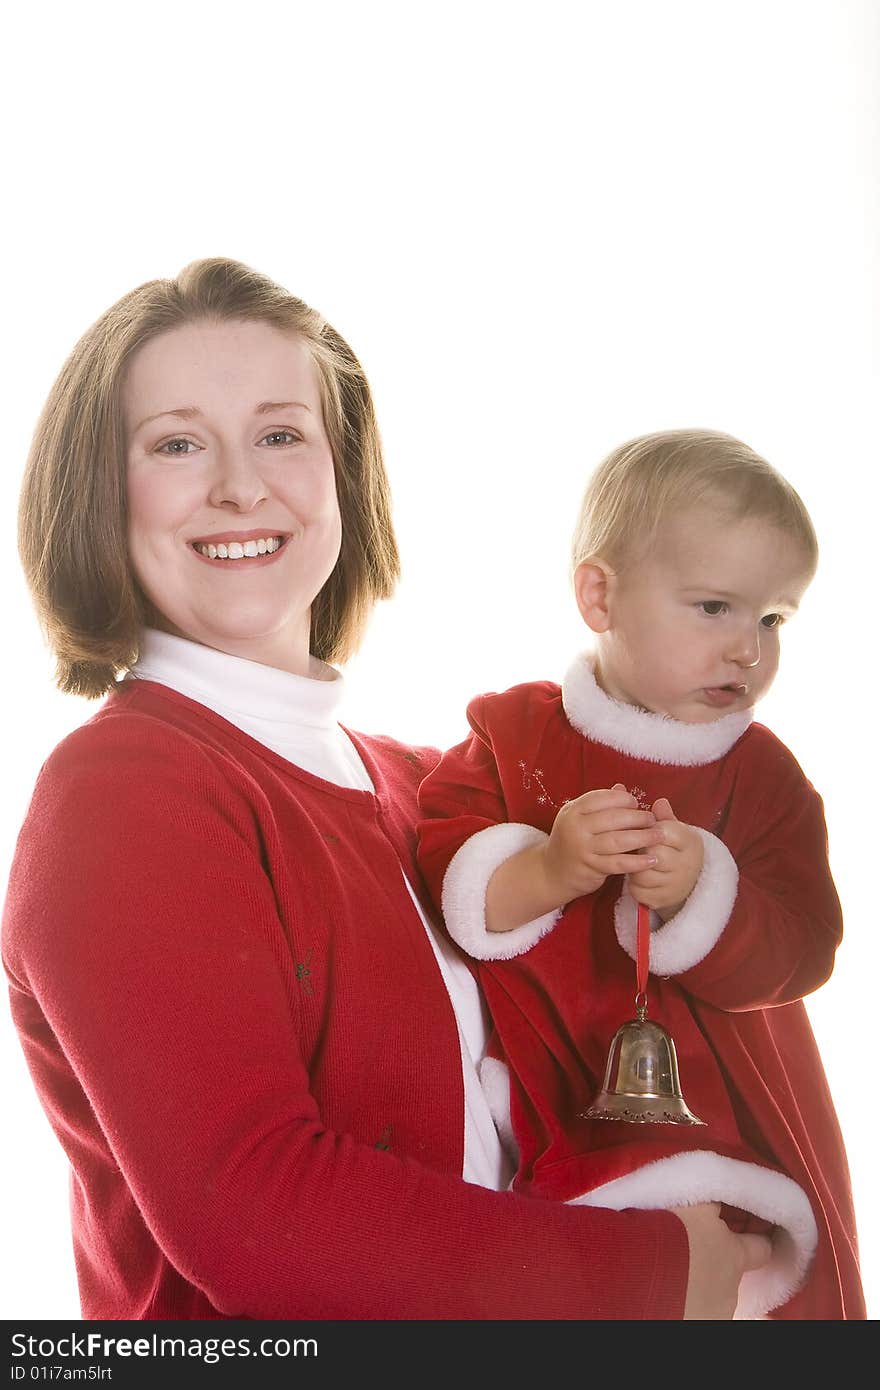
[
  {"left": 698, "top": 600, "right": 728, "bottom": 616},
  {"left": 761, "top": 612, "right": 784, "bottom": 629},
  {"left": 157, "top": 437, "right": 199, "bottom": 456}
]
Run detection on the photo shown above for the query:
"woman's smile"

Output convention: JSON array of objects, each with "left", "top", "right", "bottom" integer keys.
[{"left": 189, "top": 530, "right": 290, "bottom": 565}]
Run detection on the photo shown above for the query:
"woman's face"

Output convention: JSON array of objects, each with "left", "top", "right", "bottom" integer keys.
[{"left": 124, "top": 319, "right": 342, "bottom": 676}]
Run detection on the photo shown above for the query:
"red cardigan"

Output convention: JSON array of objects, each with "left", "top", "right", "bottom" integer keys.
[{"left": 2, "top": 679, "right": 688, "bottom": 1320}]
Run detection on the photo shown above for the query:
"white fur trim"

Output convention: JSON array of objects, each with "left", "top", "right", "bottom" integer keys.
[
  {"left": 441, "top": 824, "right": 562, "bottom": 960},
  {"left": 569, "top": 1150, "right": 817, "bottom": 1319},
  {"left": 478, "top": 1056, "right": 519, "bottom": 1172},
  {"left": 561, "top": 651, "right": 753, "bottom": 765},
  {"left": 615, "top": 830, "right": 739, "bottom": 975}
]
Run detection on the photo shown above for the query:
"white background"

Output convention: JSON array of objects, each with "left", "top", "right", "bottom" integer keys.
[{"left": 1, "top": 0, "right": 877, "bottom": 1319}]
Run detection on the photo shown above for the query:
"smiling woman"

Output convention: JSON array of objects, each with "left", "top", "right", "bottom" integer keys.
[
  {"left": 17, "top": 260, "right": 398, "bottom": 698},
  {"left": 1, "top": 256, "right": 771, "bottom": 1321},
  {"left": 124, "top": 321, "right": 343, "bottom": 676}
]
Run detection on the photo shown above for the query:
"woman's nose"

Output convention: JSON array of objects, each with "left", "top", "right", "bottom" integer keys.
[
  {"left": 207, "top": 449, "right": 268, "bottom": 511},
  {"left": 726, "top": 624, "right": 761, "bottom": 668}
]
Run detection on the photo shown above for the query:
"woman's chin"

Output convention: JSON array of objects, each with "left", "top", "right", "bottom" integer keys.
[{"left": 160, "top": 612, "right": 308, "bottom": 666}]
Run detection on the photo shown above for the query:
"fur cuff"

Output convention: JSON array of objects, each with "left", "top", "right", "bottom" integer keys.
[
  {"left": 478, "top": 1056, "right": 519, "bottom": 1170},
  {"left": 615, "top": 829, "right": 738, "bottom": 975},
  {"left": 568, "top": 1150, "right": 817, "bottom": 1319},
  {"left": 441, "top": 823, "right": 562, "bottom": 960}
]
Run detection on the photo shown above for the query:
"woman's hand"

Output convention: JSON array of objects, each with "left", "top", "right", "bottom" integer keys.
[{"left": 673, "top": 1202, "right": 774, "bottom": 1319}]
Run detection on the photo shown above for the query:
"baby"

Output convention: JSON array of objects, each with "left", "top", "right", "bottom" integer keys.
[{"left": 417, "top": 429, "right": 864, "bottom": 1319}]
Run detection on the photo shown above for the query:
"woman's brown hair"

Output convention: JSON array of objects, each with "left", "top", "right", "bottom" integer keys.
[{"left": 19, "top": 257, "right": 400, "bottom": 697}]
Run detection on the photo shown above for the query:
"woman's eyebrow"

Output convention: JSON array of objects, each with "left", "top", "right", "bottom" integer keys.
[{"left": 134, "top": 400, "right": 312, "bottom": 432}]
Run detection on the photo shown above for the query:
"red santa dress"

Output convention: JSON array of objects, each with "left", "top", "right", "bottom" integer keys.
[{"left": 416, "top": 653, "right": 865, "bottom": 1320}]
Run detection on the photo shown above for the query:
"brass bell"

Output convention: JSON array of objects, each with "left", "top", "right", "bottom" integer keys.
[{"left": 581, "top": 998, "right": 706, "bottom": 1126}]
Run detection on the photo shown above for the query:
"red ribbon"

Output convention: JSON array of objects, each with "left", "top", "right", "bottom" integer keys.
[{"left": 636, "top": 901, "right": 650, "bottom": 1008}]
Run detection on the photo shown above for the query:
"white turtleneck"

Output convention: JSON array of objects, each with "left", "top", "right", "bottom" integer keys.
[{"left": 131, "top": 629, "right": 513, "bottom": 1192}]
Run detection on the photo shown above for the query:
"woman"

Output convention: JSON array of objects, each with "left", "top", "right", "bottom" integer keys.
[{"left": 2, "top": 257, "right": 768, "bottom": 1319}]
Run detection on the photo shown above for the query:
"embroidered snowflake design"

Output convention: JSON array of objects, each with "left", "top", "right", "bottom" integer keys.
[
  {"left": 374, "top": 1124, "right": 394, "bottom": 1151},
  {"left": 294, "top": 949, "right": 314, "bottom": 996},
  {"left": 518, "top": 761, "right": 563, "bottom": 811}
]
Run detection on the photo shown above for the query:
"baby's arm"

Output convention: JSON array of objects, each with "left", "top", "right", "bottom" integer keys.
[
  {"left": 613, "top": 738, "right": 842, "bottom": 1010},
  {"left": 417, "top": 692, "right": 662, "bottom": 952},
  {"left": 486, "top": 785, "right": 663, "bottom": 932}
]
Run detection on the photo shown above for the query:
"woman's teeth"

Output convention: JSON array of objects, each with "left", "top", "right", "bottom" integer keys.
[{"left": 194, "top": 536, "right": 283, "bottom": 560}]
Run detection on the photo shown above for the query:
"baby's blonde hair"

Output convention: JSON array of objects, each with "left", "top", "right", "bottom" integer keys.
[{"left": 571, "top": 428, "right": 818, "bottom": 575}]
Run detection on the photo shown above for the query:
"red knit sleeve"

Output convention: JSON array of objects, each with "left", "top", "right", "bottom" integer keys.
[
  {"left": 3, "top": 710, "right": 688, "bottom": 1320},
  {"left": 674, "top": 736, "right": 843, "bottom": 1010},
  {"left": 416, "top": 694, "right": 512, "bottom": 910}
]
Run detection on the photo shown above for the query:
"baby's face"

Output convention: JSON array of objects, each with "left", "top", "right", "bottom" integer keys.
[{"left": 592, "top": 508, "right": 814, "bottom": 723}]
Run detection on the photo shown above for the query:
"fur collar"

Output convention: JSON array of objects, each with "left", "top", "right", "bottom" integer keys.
[{"left": 561, "top": 651, "right": 753, "bottom": 766}]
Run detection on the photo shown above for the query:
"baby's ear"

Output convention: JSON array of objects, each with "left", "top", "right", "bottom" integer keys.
[{"left": 573, "top": 557, "right": 614, "bottom": 633}]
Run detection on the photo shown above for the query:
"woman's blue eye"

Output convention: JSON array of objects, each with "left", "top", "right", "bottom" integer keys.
[
  {"left": 262, "top": 431, "right": 298, "bottom": 446},
  {"left": 699, "top": 600, "right": 728, "bottom": 616},
  {"left": 156, "top": 438, "right": 199, "bottom": 456}
]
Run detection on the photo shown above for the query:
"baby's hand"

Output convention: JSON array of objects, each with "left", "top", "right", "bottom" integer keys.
[
  {"left": 541, "top": 784, "right": 663, "bottom": 905},
  {"left": 627, "top": 797, "right": 703, "bottom": 918}
]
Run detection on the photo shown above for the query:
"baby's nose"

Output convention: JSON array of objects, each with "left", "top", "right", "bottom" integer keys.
[{"left": 726, "top": 624, "right": 761, "bottom": 668}]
